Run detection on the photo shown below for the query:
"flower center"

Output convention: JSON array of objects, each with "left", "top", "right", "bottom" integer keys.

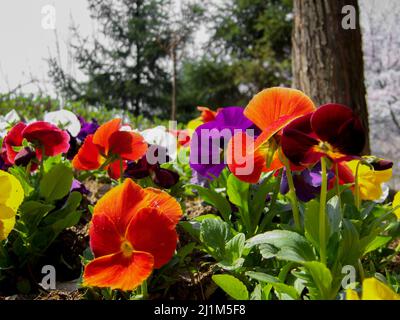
[
  {"left": 120, "top": 240, "right": 134, "bottom": 257},
  {"left": 317, "top": 141, "right": 334, "bottom": 153}
]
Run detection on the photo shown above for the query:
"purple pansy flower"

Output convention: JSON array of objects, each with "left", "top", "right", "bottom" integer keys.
[
  {"left": 124, "top": 145, "right": 179, "bottom": 189},
  {"left": 66, "top": 116, "right": 100, "bottom": 160},
  {"left": 280, "top": 163, "right": 334, "bottom": 202},
  {"left": 71, "top": 179, "right": 90, "bottom": 195},
  {"left": 189, "top": 107, "right": 259, "bottom": 179},
  {"left": 77, "top": 116, "right": 99, "bottom": 141}
]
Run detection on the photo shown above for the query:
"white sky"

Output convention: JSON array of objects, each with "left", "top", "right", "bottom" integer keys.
[
  {"left": 0, "top": 0, "right": 393, "bottom": 97},
  {"left": 0, "top": 0, "right": 212, "bottom": 96},
  {"left": 0, "top": 0, "right": 94, "bottom": 95}
]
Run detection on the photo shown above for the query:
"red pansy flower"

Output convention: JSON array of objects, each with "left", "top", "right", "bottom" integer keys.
[
  {"left": 3, "top": 121, "right": 70, "bottom": 164},
  {"left": 72, "top": 119, "right": 148, "bottom": 179},
  {"left": 281, "top": 104, "right": 365, "bottom": 166}
]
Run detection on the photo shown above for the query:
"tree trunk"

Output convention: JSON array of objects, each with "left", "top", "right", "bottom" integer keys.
[
  {"left": 170, "top": 47, "right": 177, "bottom": 121},
  {"left": 292, "top": 0, "right": 370, "bottom": 153}
]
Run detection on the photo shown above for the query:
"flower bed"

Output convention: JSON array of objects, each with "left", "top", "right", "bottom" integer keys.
[{"left": 0, "top": 87, "right": 399, "bottom": 300}]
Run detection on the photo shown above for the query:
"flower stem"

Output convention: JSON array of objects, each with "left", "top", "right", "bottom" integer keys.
[
  {"left": 280, "top": 153, "right": 301, "bottom": 232},
  {"left": 119, "top": 158, "right": 124, "bottom": 185},
  {"left": 334, "top": 163, "right": 342, "bottom": 211},
  {"left": 319, "top": 157, "right": 328, "bottom": 265},
  {"left": 141, "top": 280, "right": 148, "bottom": 299},
  {"left": 259, "top": 169, "right": 282, "bottom": 232},
  {"left": 354, "top": 161, "right": 361, "bottom": 210}
]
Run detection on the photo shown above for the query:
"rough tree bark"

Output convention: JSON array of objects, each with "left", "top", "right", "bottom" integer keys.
[{"left": 292, "top": 0, "right": 370, "bottom": 153}]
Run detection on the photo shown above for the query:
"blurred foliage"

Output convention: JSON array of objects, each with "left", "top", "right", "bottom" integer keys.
[
  {"left": 46, "top": 0, "right": 293, "bottom": 123},
  {"left": 49, "top": 0, "right": 204, "bottom": 121},
  {"left": 177, "top": 0, "right": 293, "bottom": 119},
  {"left": 0, "top": 94, "right": 172, "bottom": 130}
]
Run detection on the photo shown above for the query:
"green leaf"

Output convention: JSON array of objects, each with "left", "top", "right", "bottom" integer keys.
[
  {"left": 227, "top": 174, "right": 251, "bottom": 232},
  {"left": 361, "top": 236, "right": 391, "bottom": 255},
  {"left": 8, "top": 166, "right": 34, "bottom": 196},
  {"left": 338, "top": 219, "right": 360, "bottom": 265},
  {"left": 29, "top": 192, "right": 82, "bottom": 253},
  {"left": 227, "top": 174, "right": 249, "bottom": 211},
  {"left": 245, "top": 271, "right": 279, "bottom": 284},
  {"left": 302, "top": 261, "right": 333, "bottom": 300},
  {"left": 39, "top": 163, "right": 73, "bottom": 202},
  {"left": 327, "top": 196, "right": 341, "bottom": 235},
  {"left": 19, "top": 201, "right": 55, "bottom": 231},
  {"left": 250, "top": 174, "right": 273, "bottom": 226},
  {"left": 219, "top": 233, "right": 245, "bottom": 270},
  {"left": 200, "top": 218, "right": 231, "bottom": 260},
  {"left": 43, "top": 154, "right": 62, "bottom": 172},
  {"left": 42, "top": 192, "right": 82, "bottom": 229},
  {"left": 245, "top": 271, "right": 298, "bottom": 300},
  {"left": 212, "top": 274, "right": 249, "bottom": 300},
  {"left": 179, "top": 221, "right": 201, "bottom": 241},
  {"left": 188, "top": 185, "right": 231, "bottom": 221},
  {"left": 272, "top": 283, "right": 300, "bottom": 300},
  {"left": 304, "top": 199, "right": 324, "bottom": 250},
  {"left": 225, "top": 233, "right": 245, "bottom": 262},
  {"left": 247, "top": 230, "right": 316, "bottom": 263}
]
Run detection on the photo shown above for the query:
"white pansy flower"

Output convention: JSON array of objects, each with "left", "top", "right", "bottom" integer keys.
[
  {"left": 0, "top": 109, "right": 20, "bottom": 138},
  {"left": 44, "top": 110, "right": 81, "bottom": 137},
  {"left": 375, "top": 183, "right": 390, "bottom": 203},
  {"left": 141, "top": 126, "right": 177, "bottom": 161}
]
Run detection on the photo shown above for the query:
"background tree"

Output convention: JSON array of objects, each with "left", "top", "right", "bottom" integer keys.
[
  {"left": 157, "top": 1, "right": 204, "bottom": 120},
  {"left": 292, "top": 0, "right": 370, "bottom": 152},
  {"left": 49, "top": 0, "right": 171, "bottom": 117},
  {"left": 360, "top": 0, "right": 400, "bottom": 187},
  {"left": 177, "top": 0, "right": 293, "bottom": 118}
]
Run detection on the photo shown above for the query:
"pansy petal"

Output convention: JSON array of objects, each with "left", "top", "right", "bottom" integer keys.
[
  {"left": 214, "top": 107, "right": 254, "bottom": 131},
  {"left": 93, "top": 179, "right": 146, "bottom": 234},
  {"left": 4, "top": 122, "right": 26, "bottom": 163},
  {"left": 44, "top": 110, "right": 81, "bottom": 137},
  {"left": 83, "top": 251, "right": 154, "bottom": 291},
  {"left": 393, "top": 192, "right": 400, "bottom": 219},
  {"left": 244, "top": 87, "right": 316, "bottom": 137},
  {"left": 89, "top": 214, "right": 123, "bottom": 257},
  {"left": 197, "top": 106, "right": 217, "bottom": 123},
  {"left": 142, "top": 187, "right": 182, "bottom": 224},
  {"left": 311, "top": 104, "right": 365, "bottom": 155},
  {"left": 72, "top": 135, "right": 102, "bottom": 170},
  {"left": 107, "top": 159, "right": 127, "bottom": 180},
  {"left": 281, "top": 129, "right": 320, "bottom": 166},
  {"left": 126, "top": 207, "right": 178, "bottom": 269},
  {"left": 0, "top": 170, "right": 23, "bottom": 210},
  {"left": 362, "top": 278, "right": 400, "bottom": 300},
  {"left": 22, "top": 121, "right": 70, "bottom": 157},
  {"left": 0, "top": 216, "right": 15, "bottom": 241},
  {"left": 93, "top": 119, "right": 121, "bottom": 153},
  {"left": 227, "top": 132, "right": 266, "bottom": 183},
  {"left": 153, "top": 168, "right": 180, "bottom": 189},
  {"left": 108, "top": 131, "right": 148, "bottom": 161}
]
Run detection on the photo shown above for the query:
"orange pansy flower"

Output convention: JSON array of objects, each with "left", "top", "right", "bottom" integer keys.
[
  {"left": 228, "top": 87, "right": 316, "bottom": 183},
  {"left": 197, "top": 106, "right": 218, "bottom": 123},
  {"left": 72, "top": 119, "right": 148, "bottom": 179},
  {"left": 83, "top": 179, "right": 182, "bottom": 291}
]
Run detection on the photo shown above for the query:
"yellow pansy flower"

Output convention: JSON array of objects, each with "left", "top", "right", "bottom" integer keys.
[
  {"left": 0, "top": 170, "right": 24, "bottom": 240},
  {"left": 187, "top": 118, "right": 203, "bottom": 133},
  {"left": 347, "top": 160, "right": 392, "bottom": 201},
  {"left": 393, "top": 192, "right": 400, "bottom": 219},
  {"left": 346, "top": 278, "right": 400, "bottom": 300}
]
